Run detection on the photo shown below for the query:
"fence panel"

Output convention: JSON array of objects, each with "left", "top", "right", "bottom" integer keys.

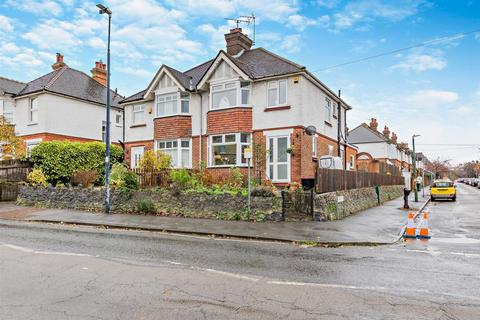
[
  {"left": 316, "top": 168, "right": 404, "bottom": 193},
  {"left": 132, "top": 168, "right": 173, "bottom": 188},
  {"left": 0, "top": 160, "right": 32, "bottom": 182}
]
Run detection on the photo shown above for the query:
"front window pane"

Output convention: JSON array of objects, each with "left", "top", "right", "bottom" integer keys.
[
  {"left": 181, "top": 100, "right": 189, "bottom": 113},
  {"left": 181, "top": 149, "right": 190, "bottom": 167},
  {"left": 213, "top": 144, "right": 237, "bottom": 165},
  {"left": 277, "top": 164, "right": 288, "bottom": 180},
  {"left": 268, "top": 88, "right": 277, "bottom": 106},
  {"left": 269, "top": 138, "right": 274, "bottom": 162},
  {"left": 241, "top": 89, "right": 249, "bottom": 105},
  {"left": 277, "top": 137, "right": 288, "bottom": 162},
  {"left": 240, "top": 133, "right": 250, "bottom": 143},
  {"left": 181, "top": 140, "right": 189, "bottom": 148},
  {"left": 212, "top": 135, "right": 222, "bottom": 144},
  {"left": 212, "top": 89, "right": 236, "bottom": 109},
  {"left": 225, "top": 134, "right": 236, "bottom": 142},
  {"left": 279, "top": 80, "right": 287, "bottom": 104}
]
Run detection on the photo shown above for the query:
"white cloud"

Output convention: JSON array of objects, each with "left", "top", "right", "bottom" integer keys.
[
  {"left": 22, "top": 22, "right": 83, "bottom": 51},
  {"left": 390, "top": 52, "right": 447, "bottom": 72},
  {"left": 316, "top": 0, "right": 340, "bottom": 9},
  {"left": 165, "top": 0, "right": 235, "bottom": 17},
  {"left": 5, "top": 0, "right": 63, "bottom": 16},
  {"left": 287, "top": 14, "right": 330, "bottom": 32},
  {"left": 0, "top": 15, "right": 14, "bottom": 33},
  {"left": 332, "top": 0, "right": 425, "bottom": 31},
  {"left": 87, "top": 37, "right": 106, "bottom": 49},
  {"left": 280, "top": 34, "right": 302, "bottom": 53},
  {"left": 0, "top": 42, "right": 20, "bottom": 54},
  {"left": 406, "top": 90, "right": 459, "bottom": 108},
  {"left": 115, "top": 66, "right": 152, "bottom": 78}
]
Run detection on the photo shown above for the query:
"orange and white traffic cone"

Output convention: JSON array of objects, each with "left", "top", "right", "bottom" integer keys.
[
  {"left": 404, "top": 212, "right": 417, "bottom": 238},
  {"left": 417, "top": 212, "right": 431, "bottom": 239}
]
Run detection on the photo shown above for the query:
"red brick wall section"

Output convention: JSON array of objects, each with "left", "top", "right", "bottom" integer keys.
[
  {"left": 154, "top": 116, "right": 192, "bottom": 140},
  {"left": 124, "top": 140, "right": 154, "bottom": 167},
  {"left": 191, "top": 135, "right": 208, "bottom": 169},
  {"left": 207, "top": 107, "right": 252, "bottom": 134},
  {"left": 20, "top": 133, "right": 98, "bottom": 143}
]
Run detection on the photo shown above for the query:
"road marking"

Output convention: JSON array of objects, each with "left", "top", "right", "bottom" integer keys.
[{"left": 1, "top": 243, "right": 91, "bottom": 257}]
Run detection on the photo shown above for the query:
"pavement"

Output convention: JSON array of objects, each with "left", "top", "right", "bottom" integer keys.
[
  {"left": 0, "top": 190, "right": 429, "bottom": 244},
  {"left": 0, "top": 184, "right": 479, "bottom": 319}
]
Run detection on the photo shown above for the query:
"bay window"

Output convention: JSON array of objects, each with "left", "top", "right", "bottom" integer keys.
[
  {"left": 267, "top": 79, "right": 287, "bottom": 107},
  {"left": 210, "top": 80, "right": 251, "bottom": 110},
  {"left": 209, "top": 133, "right": 251, "bottom": 166},
  {"left": 155, "top": 92, "right": 190, "bottom": 117},
  {"left": 156, "top": 138, "right": 191, "bottom": 168},
  {"left": 132, "top": 105, "right": 145, "bottom": 125}
]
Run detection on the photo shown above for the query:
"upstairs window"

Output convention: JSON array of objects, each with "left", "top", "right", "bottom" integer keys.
[
  {"left": 333, "top": 101, "right": 338, "bottom": 117},
  {"left": 325, "top": 98, "right": 332, "bottom": 122},
  {"left": 115, "top": 113, "right": 122, "bottom": 127},
  {"left": 155, "top": 92, "right": 190, "bottom": 117},
  {"left": 29, "top": 97, "right": 38, "bottom": 124},
  {"left": 132, "top": 105, "right": 145, "bottom": 125},
  {"left": 0, "top": 99, "right": 14, "bottom": 124},
  {"left": 267, "top": 79, "right": 287, "bottom": 107},
  {"left": 210, "top": 81, "right": 251, "bottom": 110}
]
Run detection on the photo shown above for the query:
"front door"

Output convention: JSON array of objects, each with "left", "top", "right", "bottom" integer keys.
[
  {"left": 130, "top": 146, "right": 144, "bottom": 168},
  {"left": 266, "top": 136, "right": 290, "bottom": 183}
]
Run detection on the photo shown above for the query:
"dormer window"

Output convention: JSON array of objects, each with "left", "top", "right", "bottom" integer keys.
[
  {"left": 155, "top": 92, "right": 190, "bottom": 117},
  {"left": 210, "top": 80, "right": 251, "bottom": 110}
]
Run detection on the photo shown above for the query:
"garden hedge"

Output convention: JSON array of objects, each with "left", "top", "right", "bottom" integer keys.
[{"left": 29, "top": 141, "right": 123, "bottom": 185}]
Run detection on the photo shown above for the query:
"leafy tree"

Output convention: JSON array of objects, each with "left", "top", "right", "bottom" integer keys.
[
  {"left": 425, "top": 157, "right": 451, "bottom": 179},
  {"left": 0, "top": 116, "right": 25, "bottom": 159},
  {"left": 138, "top": 150, "right": 171, "bottom": 170}
]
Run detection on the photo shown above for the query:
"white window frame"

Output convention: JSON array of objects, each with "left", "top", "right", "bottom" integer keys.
[
  {"left": 130, "top": 146, "right": 144, "bottom": 169},
  {"left": 267, "top": 79, "right": 287, "bottom": 107},
  {"left": 209, "top": 80, "right": 251, "bottom": 110},
  {"left": 28, "top": 97, "right": 38, "bottom": 124},
  {"left": 115, "top": 113, "right": 122, "bottom": 127},
  {"left": 155, "top": 92, "right": 190, "bottom": 118},
  {"left": 325, "top": 98, "right": 332, "bottom": 122},
  {"left": 328, "top": 145, "right": 334, "bottom": 156},
  {"left": 0, "top": 99, "right": 14, "bottom": 124},
  {"left": 155, "top": 138, "right": 192, "bottom": 169},
  {"left": 208, "top": 132, "right": 251, "bottom": 167},
  {"left": 312, "top": 134, "right": 318, "bottom": 158},
  {"left": 265, "top": 133, "right": 291, "bottom": 183},
  {"left": 26, "top": 138, "right": 42, "bottom": 158},
  {"left": 132, "top": 105, "right": 145, "bottom": 125},
  {"left": 350, "top": 155, "right": 355, "bottom": 170},
  {"left": 333, "top": 101, "right": 338, "bottom": 118}
]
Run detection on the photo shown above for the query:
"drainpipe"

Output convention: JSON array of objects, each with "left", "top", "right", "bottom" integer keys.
[
  {"left": 337, "top": 90, "right": 341, "bottom": 160},
  {"left": 198, "top": 90, "right": 203, "bottom": 168}
]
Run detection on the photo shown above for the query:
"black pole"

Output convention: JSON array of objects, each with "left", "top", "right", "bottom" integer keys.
[{"left": 337, "top": 90, "right": 341, "bottom": 159}]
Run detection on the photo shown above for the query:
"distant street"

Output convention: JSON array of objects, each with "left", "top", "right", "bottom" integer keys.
[{"left": 1, "top": 184, "right": 480, "bottom": 319}]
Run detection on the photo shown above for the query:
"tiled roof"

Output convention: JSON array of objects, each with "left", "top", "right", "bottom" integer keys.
[
  {"left": 348, "top": 123, "right": 388, "bottom": 144},
  {"left": 16, "top": 67, "right": 123, "bottom": 108},
  {"left": 0, "top": 76, "right": 26, "bottom": 95}
]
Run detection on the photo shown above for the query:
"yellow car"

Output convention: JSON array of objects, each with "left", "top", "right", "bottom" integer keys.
[{"left": 431, "top": 179, "right": 456, "bottom": 202}]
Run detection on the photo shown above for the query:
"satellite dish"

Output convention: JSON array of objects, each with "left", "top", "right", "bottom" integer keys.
[{"left": 305, "top": 125, "right": 317, "bottom": 136}]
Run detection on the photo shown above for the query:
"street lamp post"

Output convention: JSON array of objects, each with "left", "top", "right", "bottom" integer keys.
[
  {"left": 412, "top": 134, "right": 420, "bottom": 202},
  {"left": 97, "top": 3, "right": 112, "bottom": 214}
]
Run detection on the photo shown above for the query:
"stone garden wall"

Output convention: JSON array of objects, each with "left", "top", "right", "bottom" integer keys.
[
  {"left": 17, "top": 186, "right": 282, "bottom": 221},
  {"left": 17, "top": 185, "right": 403, "bottom": 222}
]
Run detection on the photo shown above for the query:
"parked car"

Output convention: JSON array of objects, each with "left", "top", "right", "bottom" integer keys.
[{"left": 431, "top": 179, "right": 456, "bottom": 202}]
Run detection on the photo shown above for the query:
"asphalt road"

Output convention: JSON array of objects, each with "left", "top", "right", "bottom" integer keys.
[{"left": 1, "top": 184, "right": 479, "bottom": 319}]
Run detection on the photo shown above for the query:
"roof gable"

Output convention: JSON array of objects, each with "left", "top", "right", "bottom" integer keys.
[
  {"left": 348, "top": 123, "right": 388, "bottom": 144},
  {"left": 196, "top": 51, "right": 251, "bottom": 89},
  {"left": 143, "top": 65, "right": 187, "bottom": 99}
]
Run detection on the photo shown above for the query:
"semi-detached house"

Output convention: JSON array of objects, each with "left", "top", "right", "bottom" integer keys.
[
  {"left": 0, "top": 54, "right": 124, "bottom": 156},
  {"left": 120, "top": 28, "right": 357, "bottom": 186}
]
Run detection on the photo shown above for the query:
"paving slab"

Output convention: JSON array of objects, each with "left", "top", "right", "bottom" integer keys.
[{"left": 0, "top": 191, "right": 427, "bottom": 244}]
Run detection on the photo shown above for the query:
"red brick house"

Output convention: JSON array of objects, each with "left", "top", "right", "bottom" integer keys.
[{"left": 120, "top": 28, "right": 356, "bottom": 186}]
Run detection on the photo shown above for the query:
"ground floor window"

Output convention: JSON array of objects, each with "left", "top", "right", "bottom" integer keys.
[
  {"left": 209, "top": 133, "right": 251, "bottom": 167},
  {"left": 26, "top": 139, "right": 42, "bottom": 158},
  {"left": 130, "top": 146, "right": 144, "bottom": 168},
  {"left": 156, "top": 138, "right": 191, "bottom": 168}
]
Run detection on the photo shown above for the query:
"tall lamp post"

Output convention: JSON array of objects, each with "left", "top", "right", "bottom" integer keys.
[
  {"left": 412, "top": 134, "right": 420, "bottom": 202},
  {"left": 97, "top": 3, "right": 112, "bottom": 214}
]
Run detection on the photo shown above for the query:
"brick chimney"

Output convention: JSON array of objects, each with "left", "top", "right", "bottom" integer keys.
[
  {"left": 383, "top": 126, "right": 390, "bottom": 139},
  {"left": 369, "top": 118, "right": 378, "bottom": 131},
  {"left": 91, "top": 60, "right": 107, "bottom": 86},
  {"left": 224, "top": 28, "right": 253, "bottom": 56},
  {"left": 52, "top": 53, "right": 67, "bottom": 70},
  {"left": 391, "top": 132, "right": 398, "bottom": 143}
]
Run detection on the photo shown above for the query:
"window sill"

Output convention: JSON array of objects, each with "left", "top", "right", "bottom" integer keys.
[
  {"left": 130, "top": 123, "right": 146, "bottom": 128},
  {"left": 27, "top": 122, "right": 38, "bottom": 126},
  {"left": 324, "top": 121, "right": 332, "bottom": 127},
  {"left": 312, "top": 156, "right": 318, "bottom": 162},
  {"left": 208, "top": 106, "right": 252, "bottom": 113},
  {"left": 208, "top": 164, "right": 249, "bottom": 168},
  {"left": 154, "top": 114, "right": 191, "bottom": 119},
  {"left": 264, "top": 105, "right": 291, "bottom": 112}
]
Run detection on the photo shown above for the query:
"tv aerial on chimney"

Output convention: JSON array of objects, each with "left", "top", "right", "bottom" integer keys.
[{"left": 225, "top": 14, "right": 256, "bottom": 45}]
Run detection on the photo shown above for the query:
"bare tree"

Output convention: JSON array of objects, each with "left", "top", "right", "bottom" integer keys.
[{"left": 425, "top": 157, "right": 451, "bottom": 179}]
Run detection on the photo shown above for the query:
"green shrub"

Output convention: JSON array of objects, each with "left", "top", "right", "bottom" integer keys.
[
  {"left": 29, "top": 141, "right": 123, "bottom": 185},
  {"left": 170, "top": 169, "right": 197, "bottom": 189},
  {"left": 229, "top": 167, "right": 244, "bottom": 188},
  {"left": 136, "top": 198, "right": 156, "bottom": 213},
  {"left": 27, "top": 168, "right": 47, "bottom": 187},
  {"left": 71, "top": 169, "right": 98, "bottom": 188},
  {"left": 110, "top": 163, "right": 139, "bottom": 190}
]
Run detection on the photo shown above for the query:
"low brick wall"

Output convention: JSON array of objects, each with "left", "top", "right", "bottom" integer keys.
[
  {"left": 314, "top": 185, "right": 404, "bottom": 220},
  {"left": 17, "top": 186, "right": 282, "bottom": 221}
]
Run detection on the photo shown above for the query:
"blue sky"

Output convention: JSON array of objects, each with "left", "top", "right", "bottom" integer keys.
[{"left": 1, "top": 0, "right": 479, "bottom": 164}]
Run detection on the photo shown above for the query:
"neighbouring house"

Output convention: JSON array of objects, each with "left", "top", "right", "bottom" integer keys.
[
  {"left": 0, "top": 53, "right": 124, "bottom": 156},
  {"left": 348, "top": 118, "right": 412, "bottom": 175},
  {"left": 120, "top": 28, "right": 356, "bottom": 186}
]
